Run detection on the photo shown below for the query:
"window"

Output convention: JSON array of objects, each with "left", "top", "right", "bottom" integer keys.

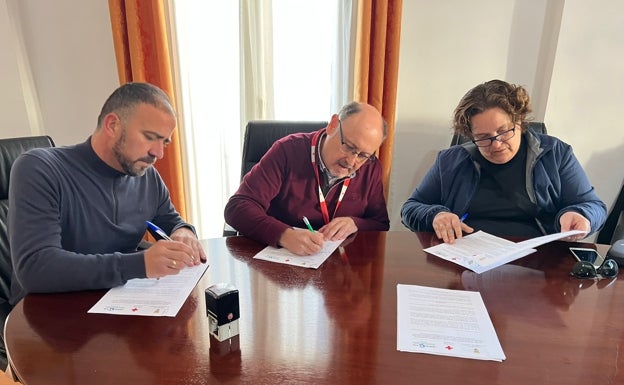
[
  {"left": 170, "top": 1, "right": 353, "bottom": 238},
  {"left": 272, "top": 0, "right": 336, "bottom": 119}
]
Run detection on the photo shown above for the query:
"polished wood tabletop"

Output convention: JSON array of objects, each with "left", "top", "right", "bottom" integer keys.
[{"left": 5, "top": 231, "right": 623, "bottom": 385}]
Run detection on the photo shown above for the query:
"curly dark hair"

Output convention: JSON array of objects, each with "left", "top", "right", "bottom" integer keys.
[{"left": 452, "top": 79, "right": 532, "bottom": 138}]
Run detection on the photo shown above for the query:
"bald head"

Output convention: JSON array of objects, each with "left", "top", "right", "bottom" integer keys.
[
  {"left": 321, "top": 101, "right": 386, "bottom": 178},
  {"left": 338, "top": 102, "right": 387, "bottom": 139}
]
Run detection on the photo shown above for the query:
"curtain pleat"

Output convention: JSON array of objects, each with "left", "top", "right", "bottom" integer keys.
[
  {"left": 240, "top": 0, "right": 275, "bottom": 123},
  {"left": 108, "top": 0, "right": 187, "bottom": 219},
  {"left": 354, "top": 0, "right": 402, "bottom": 202}
]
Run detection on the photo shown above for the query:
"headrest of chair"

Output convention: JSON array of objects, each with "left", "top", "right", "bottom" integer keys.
[
  {"left": 0, "top": 136, "right": 55, "bottom": 199},
  {"left": 243, "top": 121, "right": 327, "bottom": 161},
  {"left": 241, "top": 121, "right": 327, "bottom": 178}
]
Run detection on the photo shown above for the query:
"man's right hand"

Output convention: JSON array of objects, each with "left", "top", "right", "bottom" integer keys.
[
  {"left": 144, "top": 240, "right": 196, "bottom": 278},
  {"left": 278, "top": 228, "right": 325, "bottom": 256}
]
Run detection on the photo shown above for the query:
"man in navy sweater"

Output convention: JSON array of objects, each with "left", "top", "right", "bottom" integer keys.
[
  {"left": 225, "top": 102, "right": 390, "bottom": 256},
  {"left": 9, "top": 82, "right": 206, "bottom": 305}
]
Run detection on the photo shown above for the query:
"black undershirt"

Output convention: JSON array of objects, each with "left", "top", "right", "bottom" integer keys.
[{"left": 465, "top": 137, "right": 543, "bottom": 237}]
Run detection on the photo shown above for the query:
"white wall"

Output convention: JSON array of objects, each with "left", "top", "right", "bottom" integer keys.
[
  {"left": 0, "top": 0, "right": 34, "bottom": 138},
  {"left": 390, "top": 0, "right": 624, "bottom": 233},
  {"left": 0, "top": 0, "right": 118, "bottom": 145},
  {"left": 2, "top": 0, "right": 622, "bottom": 237},
  {"left": 545, "top": 1, "right": 624, "bottom": 213}
]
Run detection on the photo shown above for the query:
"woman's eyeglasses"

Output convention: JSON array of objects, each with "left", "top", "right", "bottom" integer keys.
[
  {"left": 571, "top": 259, "right": 619, "bottom": 279},
  {"left": 472, "top": 125, "right": 516, "bottom": 147}
]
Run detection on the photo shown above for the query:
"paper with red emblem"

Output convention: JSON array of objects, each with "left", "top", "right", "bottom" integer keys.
[{"left": 397, "top": 284, "right": 506, "bottom": 361}]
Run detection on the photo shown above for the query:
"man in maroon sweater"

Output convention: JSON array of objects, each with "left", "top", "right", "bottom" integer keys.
[{"left": 224, "top": 102, "right": 390, "bottom": 256}]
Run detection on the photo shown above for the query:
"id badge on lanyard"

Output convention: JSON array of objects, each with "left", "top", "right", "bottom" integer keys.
[{"left": 310, "top": 130, "right": 350, "bottom": 225}]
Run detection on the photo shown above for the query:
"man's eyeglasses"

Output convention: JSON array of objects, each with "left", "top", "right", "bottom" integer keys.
[
  {"left": 338, "top": 120, "right": 376, "bottom": 163},
  {"left": 571, "top": 259, "right": 619, "bottom": 280},
  {"left": 472, "top": 126, "right": 516, "bottom": 147}
]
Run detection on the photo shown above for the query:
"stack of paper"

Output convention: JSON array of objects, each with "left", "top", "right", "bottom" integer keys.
[
  {"left": 397, "top": 284, "right": 506, "bottom": 361},
  {"left": 423, "top": 230, "right": 585, "bottom": 273}
]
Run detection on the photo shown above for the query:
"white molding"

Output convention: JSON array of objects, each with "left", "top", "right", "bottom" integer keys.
[{"left": 5, "top": 0, "right": 44, "bottom": 136}]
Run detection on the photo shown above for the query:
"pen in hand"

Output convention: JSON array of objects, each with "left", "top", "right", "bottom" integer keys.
[
  {"left": 146, "top": 221, "right": 172, "bottom": 240},
  {"left": 302, "top": 216, "right": 315, "bottom": 233},
  {"left": 459, "top": 213, "right": 469, "bottom": 222},
  {"left": 146, "top": 221, "right": 204, "bottom": 264},
  {"left": 146, "top": 221, "right": 172, "bottom": 281}
]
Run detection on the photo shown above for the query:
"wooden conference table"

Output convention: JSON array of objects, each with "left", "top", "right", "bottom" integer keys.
[{"left": 5, "top": 231, "right": 624, "bottom": 385}]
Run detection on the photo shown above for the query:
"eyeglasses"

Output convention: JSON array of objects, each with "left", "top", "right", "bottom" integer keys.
[
  {"left": 472, "top": 126, "right": 516, "bottom": 147},
  {"left": 338, "top": 120, "right": 376, "bottom": 163},
  {"left": 570, "top": 259, "right": 619, "bottom": 279}
]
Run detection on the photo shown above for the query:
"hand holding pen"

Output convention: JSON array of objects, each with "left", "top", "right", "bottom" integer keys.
[
  {"left": 432, "top": 212, "right": 474, "bottom": 244},
  {"left": 276, "top": 217, "right": 324, "bottom": 256},
  {"left": 146, "top": 221, "right": 206, "bottom": 262},
  {"left": 144, "top": 221, "right": 204, "bottom": 279}
]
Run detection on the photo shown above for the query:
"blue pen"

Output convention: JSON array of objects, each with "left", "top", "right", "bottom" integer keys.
[
  {"left": 302, "top": 216, "right": 315, "bottom": 233},
  {"left": 146, "top": 221, "right": 172, "bottom": 240},
  {"left": 459, "top": 213, "right": 469, "bottom": 222}
]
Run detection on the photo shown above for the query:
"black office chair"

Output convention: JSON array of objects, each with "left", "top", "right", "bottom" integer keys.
[
  {"left": 449, "top": 122, "right": 547, "bottom": 146},
  {"left": 0, "top": 135, "right": 55, "bottom": 368},
  {"left": 596, "top": 182, "right": 624, "bottom": 245},
  {"left": 224, "top": 120, "right": 327, "bottom": 236},
  {"left": 239, "top": 120, "right": 328, "bottom": 178}
]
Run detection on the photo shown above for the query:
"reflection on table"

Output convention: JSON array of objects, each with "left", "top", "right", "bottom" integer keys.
[{"left": 5, "top": 231, "right": 624, "bottom": 385}]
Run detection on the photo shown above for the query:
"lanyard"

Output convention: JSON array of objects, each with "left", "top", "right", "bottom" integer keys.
[{"left": 311, "top": 130, "right": 351, "bottom": 224}]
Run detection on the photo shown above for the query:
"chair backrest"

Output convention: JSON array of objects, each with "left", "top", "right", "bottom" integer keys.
[
  {"left": 0, "top": 136, "right": 55, "bottom": 306},
  {"left": 449, "top": 122, "right": 548, "bottom": 147},
  {"left": 597, "top": 182, "right": 624, "bottom": 245},
  {"left": 0, "top": 135, "right": 54, "bottom": 368},
  {"left": 240, "top": 120, "right": 327, "bottom": 179},
  {"left": 223, "top": 121, "right": 327, "bottom": 236}
]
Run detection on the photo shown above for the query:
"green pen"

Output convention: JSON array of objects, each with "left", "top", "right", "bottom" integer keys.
[{"left": 302, "top": 216, "right": 315, "bottom": 233}]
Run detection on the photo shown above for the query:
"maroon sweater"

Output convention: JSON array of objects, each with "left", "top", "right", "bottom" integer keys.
[{"left": 224, "top": 130, "right": 390, "bottom": 247}]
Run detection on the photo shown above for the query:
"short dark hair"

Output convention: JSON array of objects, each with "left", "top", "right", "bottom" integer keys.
[
  {"left": 338, "top": 101, "right": 388, "bottom": 138},
  {"left": 96, "top": 82, "right": 175, "bottom": 128},
  {"left": 453, "top": 79, "right": 532, "bottom": 137}
]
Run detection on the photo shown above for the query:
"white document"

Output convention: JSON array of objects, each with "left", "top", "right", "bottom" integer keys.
[
  {"left": 397, "top": 284, "right": 506, "bottom": 362},
  {"left": 514, "top": 230, "right": 585, "bottom": 249},
  {"left": 253, "top": 239, "right": 343, "bottom": 269},
  {"left": 88, "top": 262, "right": 209, "bottom": 317},
  {"left": 423, "top": 230, "right": 585, "bottom": 273}
]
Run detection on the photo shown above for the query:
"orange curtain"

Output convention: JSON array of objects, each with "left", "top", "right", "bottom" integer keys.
[
  {"left": 108, "top": 0, "right": 187, "bottom": 219},
  {"left": 354, "top": 0, "right": 403, "bottom": 202}
]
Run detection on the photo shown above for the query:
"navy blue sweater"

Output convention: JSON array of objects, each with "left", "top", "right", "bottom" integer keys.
[{"left": 8, "top": 138, "right": 191, "bottom": 304}]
